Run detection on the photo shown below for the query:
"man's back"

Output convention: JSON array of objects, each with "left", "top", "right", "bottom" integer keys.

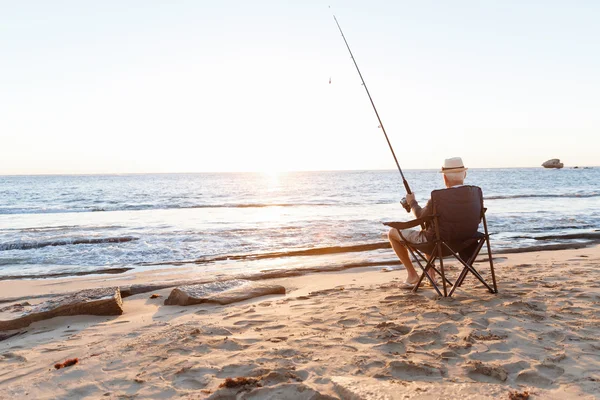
[{"left": 428, "top": 185, "right": 483, "bottom": 243}]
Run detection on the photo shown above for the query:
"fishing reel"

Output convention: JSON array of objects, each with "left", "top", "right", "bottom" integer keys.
[{"left": 400, "top": 197, "right": 411, "bottom": 213}]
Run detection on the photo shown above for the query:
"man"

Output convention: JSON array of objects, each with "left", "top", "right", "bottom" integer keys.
[{"left": 387, "top": 157, "right": 468, "bottom": 288}]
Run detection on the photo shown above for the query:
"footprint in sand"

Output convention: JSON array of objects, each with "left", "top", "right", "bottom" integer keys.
[
  {"left": 210, "top": 338, "right": 248, "bottom": 351},
  {"left": 468, "top": 351, "right": 512, "bottom": 362},
  {"left": 439, "top": 350, "right": 459, "bottom": 359},
  {"left": 258, "top": 370, "right": 305, "bottom": 386},
  {"left": 447, "top": 342, "right": 473, "bottom": 355},
  {"left": 171, "top": 366, "right": 217, "bottom": 389},
  {"left": 408, "top": 329, "right": 440, "bottom": 344},
  {"left": 502, "top": 360, "right": 530, "bottom": 374},
  {"left": 337, "top": 318, "right": 360, "bottom": 327},
  {"left": 0, "top": 352, "right": 27, "bottom": 363},
  {"left": 516, "top": 369, "right": 553, "bottom": 387},
  {"left": 216, "top": 363, "right": 269, "bottom": 378},
  {"left": 191, "top": 326, "right": 232, "bottom": 336},
  {"left": 380, "top": 295, "right": 406, "bottom": 304},
  {"left": 543, "top": 352, "right": 566, "bottom": 364},
  {"left": 535, "top": 364, "right": 564, "bottom": 379},
  {"left": 172, "top": 377, "right": 208, "bottom": 390},
  {"left": 361, "top": 360, "right": 386, "bottom": 372},
  {"left": 353, "top": 335, "right": 381, "bottom": 345},
  {"left": 465, "top": 330, "right": 507, "bottom": 342},
  {"left": 373, "top": 340, "right": 406, "bottom": 355},
  {"left": 167, "top": 348, "right": 193, "bottom": 356},
  {"left": 191, "top": 344, "right": 212, "bottom": 355},
  {"left": 273, "top": 348, "right": 301, "bottom": 358},
  {"left": 465, "top": 360, "right": 507, "bottom": 382},
  {"left": 487, "top": 342, "right": 511, "bottom": 352},
  {"left": 323, "top": 344, "right": 358, "bottom": 353},
  {"left": 387, "top": 360, "right": 443, "bottom": 380},
  {"left": 376, "top": 322, "right": 411, "bottom": 336},
  {"left": 539, "top": 330, "right": 566, "bottom": 342},
  {"left": 465, "top": 318, "right": 490, "bottom": 329},
  {"left": 420, "top": 311, "right": 450, "bottom": 320}
]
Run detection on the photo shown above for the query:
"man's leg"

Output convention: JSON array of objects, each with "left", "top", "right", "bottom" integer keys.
[
  {"left": 388, "top": 228, "right": 420, "bottom": 283},
  {"left": 388, "top": 228, "right": 437, "bottom": 285}
]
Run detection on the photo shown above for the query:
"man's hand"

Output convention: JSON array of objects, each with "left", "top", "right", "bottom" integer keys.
[{"left": 405, "top": 193, "right": 416, "bottom": 206}]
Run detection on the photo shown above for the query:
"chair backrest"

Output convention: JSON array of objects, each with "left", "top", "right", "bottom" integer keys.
[{"left": 431, "top": 185, "right": 483, "bottom": 243}]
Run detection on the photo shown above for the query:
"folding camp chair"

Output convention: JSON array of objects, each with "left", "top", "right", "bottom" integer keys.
[{"left": 384, "top": 185, "right": 498, "bottom": 297}]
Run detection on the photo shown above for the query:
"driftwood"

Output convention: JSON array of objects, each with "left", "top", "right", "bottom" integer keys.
[
  {"left": 0, "top": 287, "right": 123, "bottom": 332},
  {"left": 164, "top": 280, "right": 286, "bottom": 306}
]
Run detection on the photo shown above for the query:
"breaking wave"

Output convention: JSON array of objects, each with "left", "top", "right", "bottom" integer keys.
[
  {"left": 0, "top": 203, "right": 334, "bottom": 215},
  {"left": 486, "top": 193, "right": 600, "bottom": 200},
  {"left": 0, "top": 236, "right": 138, "bottom": 251},
  {"left": 525, "top": 232, "right": 600, "bottom": 241},
  {"left": 140, "top": 242, "right": 392, "bottom": 267},
  {"left": 141, "top": 231, "right": 600, "bottom": 268}
]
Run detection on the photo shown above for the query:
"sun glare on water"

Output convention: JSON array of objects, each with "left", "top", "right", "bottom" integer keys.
[{"left": 262, "top": 170, "right": 281, "bottom": 192}]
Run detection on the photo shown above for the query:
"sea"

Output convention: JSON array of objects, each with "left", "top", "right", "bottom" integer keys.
[{"left": 0, "top": 168, "right": 598, "bottom": 281}]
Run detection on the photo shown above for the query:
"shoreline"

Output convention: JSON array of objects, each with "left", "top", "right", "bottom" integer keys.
[
  {"left": 1, "top": 245, "right": 599, "bottom": 398},
  {"left": 1, "top": 237, "right": 599, "bottom": 283},
  {"left": 0, "top": 241, "right": 598, "bottom": 304}
]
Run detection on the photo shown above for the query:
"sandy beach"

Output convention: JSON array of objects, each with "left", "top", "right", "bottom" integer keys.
[{"left": 1, "top": 245, "right": 599, "bottom": 399}]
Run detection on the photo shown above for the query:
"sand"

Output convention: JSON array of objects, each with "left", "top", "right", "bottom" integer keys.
[{"left": 1, "top": 245, "right": 599, "bottom": 399}]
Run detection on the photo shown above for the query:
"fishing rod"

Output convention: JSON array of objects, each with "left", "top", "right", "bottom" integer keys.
[{"left": 333, "top": 14, "right": 412, "bottom": 212}]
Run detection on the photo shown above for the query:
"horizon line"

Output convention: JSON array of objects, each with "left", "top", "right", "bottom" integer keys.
[{"left": 0, "top": 165, "right": 596, "bottom": 177}]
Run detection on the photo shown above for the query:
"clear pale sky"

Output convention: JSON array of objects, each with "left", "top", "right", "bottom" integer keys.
[{"left": 1, "top": 1, "right": 598, "bottom": 174}]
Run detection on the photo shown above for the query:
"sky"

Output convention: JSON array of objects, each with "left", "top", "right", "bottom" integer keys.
[{"left": 1, "top": 1, "right": 599, "bottom": 174}]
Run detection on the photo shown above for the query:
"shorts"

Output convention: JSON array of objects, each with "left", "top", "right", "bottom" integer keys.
[{"left": 394, "top": 228, "right": 428, "bottom": 245}]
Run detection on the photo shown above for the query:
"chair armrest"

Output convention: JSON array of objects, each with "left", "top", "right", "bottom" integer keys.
[{"left": 383, "top": 215, "right": 433, "bottom": 230}]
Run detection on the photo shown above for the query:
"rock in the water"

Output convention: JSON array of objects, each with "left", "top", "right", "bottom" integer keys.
[
  {"left": 164, "top": 280, "right": 286, "bottom": 306},
  {"left": 0, "top": 287, "right": 123, "bottom": 331},
  {"left": 542, "top": 159, "right": 564, "bottom": 169}
]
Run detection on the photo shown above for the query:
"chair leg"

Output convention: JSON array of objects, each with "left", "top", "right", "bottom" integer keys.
[
  {"left": 485, "top": 238, "right": 498, "bottom": 294},
  {"left": 411, "top": 249, "right": 443, "bottom": 297},
  {"left": 482, "top": 214, "right": 498, "bottom": 294},
  {"left": 396, "top": 231, "right": 444, "bottom": 297},
  {"left": 437, "top": 242, "right": 448, "bottom": 297},
  {"left": 442, "top": 240, "right": 496, "bottom": 296}
]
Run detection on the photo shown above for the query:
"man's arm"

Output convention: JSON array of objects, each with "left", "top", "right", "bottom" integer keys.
[{"left": 406, "top": 193, "right": 432, "bottom": 219}]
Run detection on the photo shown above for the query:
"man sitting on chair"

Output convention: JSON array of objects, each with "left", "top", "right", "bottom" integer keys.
[{"left": 387, "top": 157, "right": 468, "bottom": 288}]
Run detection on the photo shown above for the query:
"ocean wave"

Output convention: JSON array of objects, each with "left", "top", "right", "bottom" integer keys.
[
  {"left": 509, "top": 232, "right": 600, "bottom": 241},
  {"left": 0, "top": 203, "right": 334, "bottom": 215},
  {"left": 141, "top": 231, "right": 600, "bottom": 268},
  {"left": 0, "top": 225, "right": 126, "bottom": 233},
  {"left": 485, "top": 193, "right": 600, "bottom": 200},
  {"left": 533, "top": 232, "right": 600, "bottom": 241},
  {"left": 184, "top": 203, "right": 332, "bottom": 209},
  {"left": 140, "top": 242, "right": 395, "bottom": 267},
  {"left": 0, "top": 236, "right": 138, "bottom": 251},
  {"left": 1, "top": 236, "right": 598, "bottom": 281}
]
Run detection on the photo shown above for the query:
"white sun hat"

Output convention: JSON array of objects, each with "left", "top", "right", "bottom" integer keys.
[{"left": 439, "top": 157, "right": 468, "bottom": 174}]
